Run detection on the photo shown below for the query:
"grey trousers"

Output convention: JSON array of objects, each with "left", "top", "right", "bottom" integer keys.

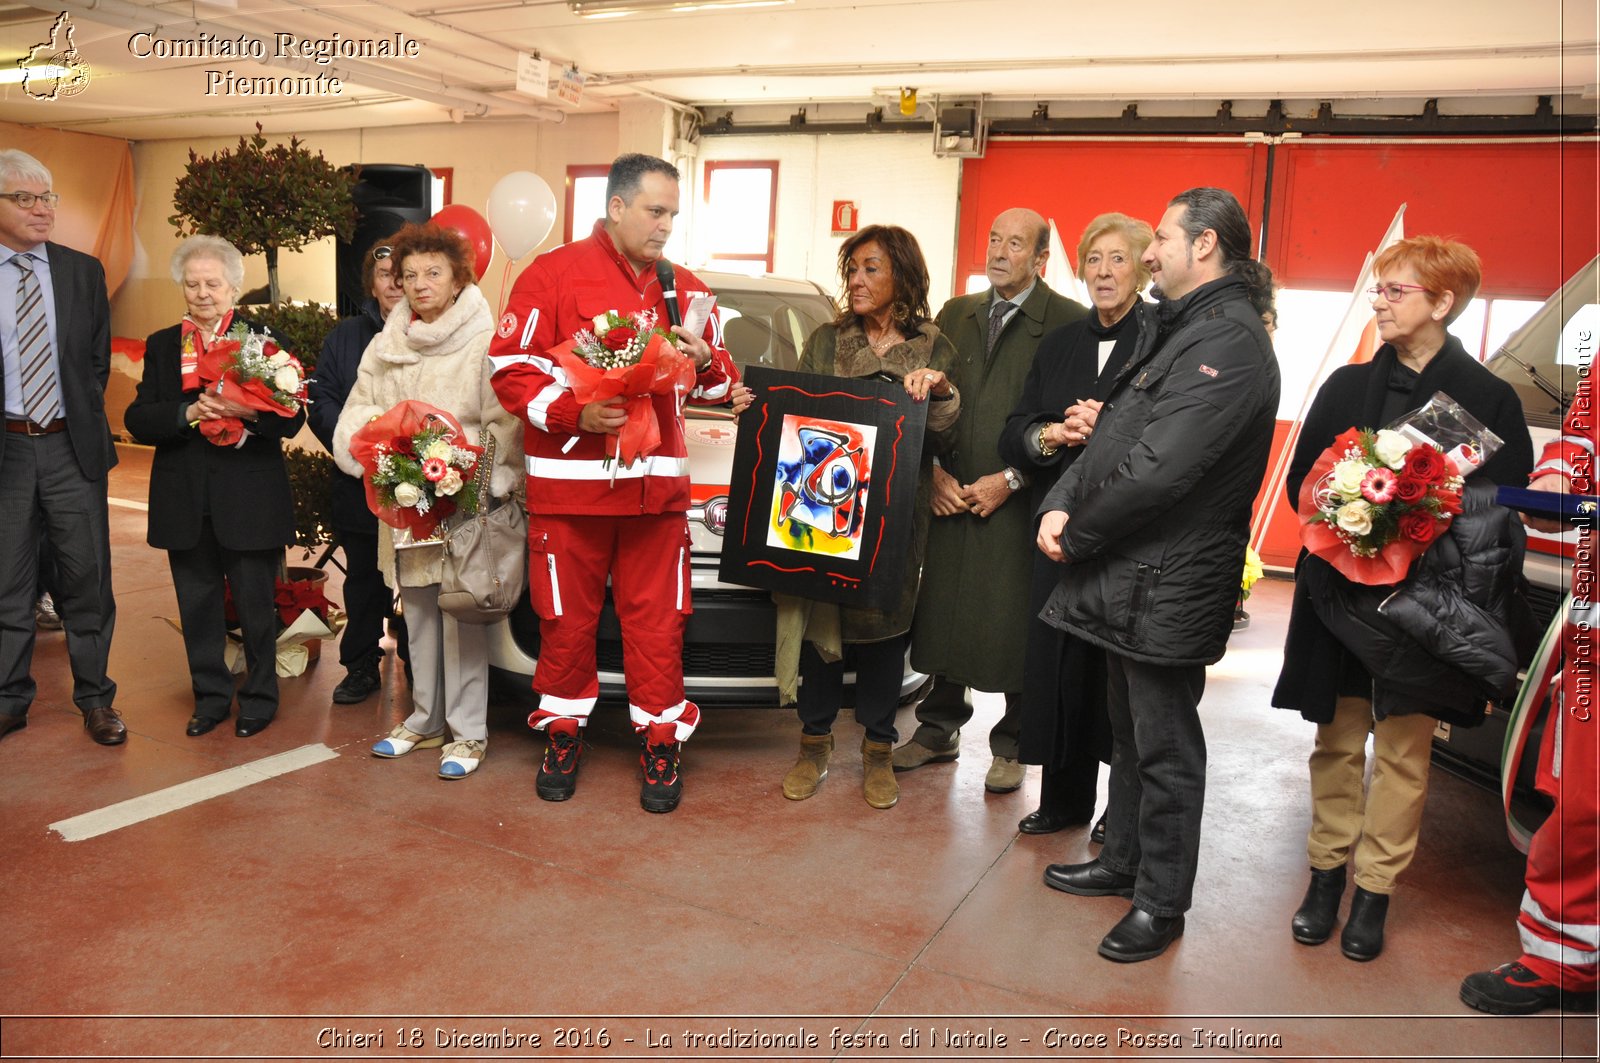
[
  {"left": 0, "top": 431, "right": 116, "bottom": 717},
  {"left": 398, "top": 582, "right": 488, "bottom": 743}
]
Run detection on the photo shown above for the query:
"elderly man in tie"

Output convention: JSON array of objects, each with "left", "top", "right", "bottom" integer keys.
[{"left": 0, "top": 148, "right": 122, "bottom": 746}]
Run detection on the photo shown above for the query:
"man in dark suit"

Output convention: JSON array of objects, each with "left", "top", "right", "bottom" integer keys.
[
  {"left": 0, "top": 148, "right": 122, "bottom": 745},
  {"left": 900, "top": 207, "right": 1086, "bottom": 791}
]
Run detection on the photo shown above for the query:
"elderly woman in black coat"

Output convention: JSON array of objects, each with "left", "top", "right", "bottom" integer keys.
[
  {"left": 125, "top": 235, "right": 304, "bottom": 738},
  {"left": 997, "top": 212, "right": 1153, "bottom": 838},
  {"left": 1272, "top": 235, "right": 1533, "bottom": 962}
]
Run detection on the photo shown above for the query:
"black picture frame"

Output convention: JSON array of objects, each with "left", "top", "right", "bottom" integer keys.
[{"left": 719, "top": 365, "right": 928, "bottom": 608}]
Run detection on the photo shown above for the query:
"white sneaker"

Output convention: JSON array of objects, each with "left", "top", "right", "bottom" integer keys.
[{"left": 438, "top": 739, "right": 486, "bottom": 779}]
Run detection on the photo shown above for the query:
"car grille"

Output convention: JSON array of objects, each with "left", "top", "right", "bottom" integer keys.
[
  {"left": 1525, "top": 581, "right": 1563, "bottom": 633},
  {"left": 597, "top": 640, "right": 776, "bottom": 678}
]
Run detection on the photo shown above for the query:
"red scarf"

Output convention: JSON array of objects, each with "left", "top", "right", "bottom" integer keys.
[{"left": 179, "top": 310, "right": 234, "bottom": 391}]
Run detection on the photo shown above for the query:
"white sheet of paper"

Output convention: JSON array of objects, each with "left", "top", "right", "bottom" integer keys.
[{"left": 682, "top": 294, "right": 715, "bottom": 339}]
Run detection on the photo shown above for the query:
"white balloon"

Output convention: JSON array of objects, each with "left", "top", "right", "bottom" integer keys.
[{"left": 485, "top": 171, "right": 558, "bottom": 260}]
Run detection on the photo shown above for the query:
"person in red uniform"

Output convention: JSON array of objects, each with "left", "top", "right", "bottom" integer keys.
[
  {"left": 489, "top": 153, "right": 736, "bottom": 813},
  {"left": 1460, "top": 370, "right": 1599, "bottom": 1014}
]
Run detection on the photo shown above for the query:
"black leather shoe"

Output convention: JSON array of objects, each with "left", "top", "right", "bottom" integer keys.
[
  {"left": 1098, "top": 906, "right": 1185, "bottom": 963},
  {"left": 84, "top": 706, "right": 126, "bottom": 745},
  {"left": 186, "top": 715, "right": 224, "bottom": 737},
  {"left": 1043, "top": 859, "right": 1136, "bottom": 897},
  {"left": 1090, "top": 814, "right": 1107, "bottom": 845},
  {"left": 332, "top": 666, "right": 381, "bottom": 705},
  {"left": 1291, "top": 865, "right": 1347, "bottom": 945},
  {"left": 1018, "top": 810, "right": 1077, "bottom": 835},
  {"left": 0, "top": 713, "right": 26, "bottom": 742},
  {"left": 1341, "top": 886, "right": 1389, "bottom": 961},
  {"left": 235, "top": 716, "right": 273, "bottom": 738}
]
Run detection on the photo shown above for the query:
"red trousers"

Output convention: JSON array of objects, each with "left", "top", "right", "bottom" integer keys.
[
  {"left": 525, "top": 512, "right": 700, "bottom": 741},
  {"left": 1518, "top": 626, "right": 1600, "bottom": 991}
]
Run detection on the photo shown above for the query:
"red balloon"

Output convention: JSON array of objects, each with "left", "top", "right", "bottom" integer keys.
[{"left": 431, "top": 204, "right": 494, "bottom": 281}]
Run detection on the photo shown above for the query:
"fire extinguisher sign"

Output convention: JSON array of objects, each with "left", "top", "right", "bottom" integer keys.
[{"left": 831, "top": 201, "right": 858, "bottom": 236}]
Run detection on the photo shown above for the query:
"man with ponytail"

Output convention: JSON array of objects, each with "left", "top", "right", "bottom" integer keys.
[{"left": 1034, "top": 187, "right": 1280, "bottom": 962}]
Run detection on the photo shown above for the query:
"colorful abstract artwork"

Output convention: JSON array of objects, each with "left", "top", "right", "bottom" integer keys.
[
  {"left": 767, "top": 416, "right": 876, "bottom": 559},
  {"left": 720, "top": 366, "right": 927, "bottom": 609}
]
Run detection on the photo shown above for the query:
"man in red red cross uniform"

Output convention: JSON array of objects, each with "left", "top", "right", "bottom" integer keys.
[
  {"left": 489, "top": 153, "right": 737, "bottom": 813},
  {"left": 1461, "top": 370, "right": 1599, "bottom": 1014}
]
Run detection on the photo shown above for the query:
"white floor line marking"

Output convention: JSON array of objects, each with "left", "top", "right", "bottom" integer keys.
[
  {"left": 109, "top": 497, "right": 148, "bottom": 511},
  {"left": 49, "top": 743, "right": 339, "bottom": 842}
]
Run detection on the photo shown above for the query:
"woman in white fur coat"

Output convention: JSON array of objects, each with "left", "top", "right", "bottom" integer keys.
[{"left": 333, "top": 222, "right": 522, "bottom": 779}]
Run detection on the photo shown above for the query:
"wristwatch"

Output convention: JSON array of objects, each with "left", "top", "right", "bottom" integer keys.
[
  {"left": 1003, "top": 467, "right": 1023, "bottom": 492},
  {"left": 1037, "top": 423, "right": 1058, "bottom": 458}
]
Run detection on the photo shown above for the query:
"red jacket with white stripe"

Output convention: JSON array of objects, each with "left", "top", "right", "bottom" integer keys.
[
  {"left": 489, "top": 221, "right": 737, "bottom": 515},
  {"left": 1531, "top": 372, "right": 1595, "bottom": 493}
]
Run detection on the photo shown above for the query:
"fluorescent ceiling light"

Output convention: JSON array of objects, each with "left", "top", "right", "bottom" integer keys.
[{"left": 570, "top": 0, "right": 791, "bottom": 19}]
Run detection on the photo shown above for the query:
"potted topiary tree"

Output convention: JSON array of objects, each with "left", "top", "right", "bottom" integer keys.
[{"left": 169, "top": 123, "right": 356, "bottom": 372}]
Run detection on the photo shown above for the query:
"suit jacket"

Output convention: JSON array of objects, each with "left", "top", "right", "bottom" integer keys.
[
  {"left": 0, "top": 242, "right": 117, "bottom": 481},
  {"left": 123, "top": 317, "right": 303, "bottom": 552}
]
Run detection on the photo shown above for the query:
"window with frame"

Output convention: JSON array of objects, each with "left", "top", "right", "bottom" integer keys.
[
  {"left": 565, "top": 164, "right": 610, "bottom": 244},
  {"left": 701, "top": 160, "right": 777, "bottom": 276}
]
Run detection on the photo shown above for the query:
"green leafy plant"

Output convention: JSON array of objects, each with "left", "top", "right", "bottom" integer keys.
[
  {"left": 169, "top": 123, "right": 357, "bottom": 306},
  {"left": 282, "top": 445, "right": 337, "bottom": 553},
  {"left": 250, "top": 302, "right": 338, "bottom": 374}
]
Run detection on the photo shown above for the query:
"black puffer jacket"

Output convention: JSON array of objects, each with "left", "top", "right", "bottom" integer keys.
[
  {"left": 1300, "top": 481, "right": 1529, "bottom": 727},
  {"left": 1039, "top": 275, "right": 1280, "bottom": 666}
]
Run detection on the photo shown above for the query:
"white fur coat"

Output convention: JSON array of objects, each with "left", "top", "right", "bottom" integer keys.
[{"left": 332, "top": 284, "right": 522, "bottom": 587}]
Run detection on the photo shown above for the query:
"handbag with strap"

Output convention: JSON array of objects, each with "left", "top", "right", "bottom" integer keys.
[{"left": 437, "top": 433, "right": 528, "bottom": 623}]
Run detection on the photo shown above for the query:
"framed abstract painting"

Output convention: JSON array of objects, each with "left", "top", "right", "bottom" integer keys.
[{"left": 719, "top": 365, "right": 928, "bottom": 608}]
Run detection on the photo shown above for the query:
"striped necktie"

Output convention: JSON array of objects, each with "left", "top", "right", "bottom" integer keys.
[
  {"left": 986, "top": 299, "right": 1014, "bottom": 354},
  {"left": 14, "top": 254, "right": 60, "bottom": 424}
]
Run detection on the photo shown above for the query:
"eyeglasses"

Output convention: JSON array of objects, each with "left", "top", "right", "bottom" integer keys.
[
  {"left": 0, "top": 192, "right": 60, "bottom": 209},
  {"left": 1367, "top": 283, "right": 1431, "bottom": 303},
  {"left": 371, "top": 246, "right": 392, "bottom": 261}
]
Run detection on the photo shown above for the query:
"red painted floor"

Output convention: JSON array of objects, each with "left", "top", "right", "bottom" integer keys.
[{"left": 0, "top": 444, "right": 1594, "bottom": 1061}]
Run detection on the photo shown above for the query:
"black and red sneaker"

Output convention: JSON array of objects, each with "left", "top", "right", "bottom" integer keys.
[
  {"left": 536, "top": 718, "right": 585, "bottom": 802},
  {"left": 1460, "top": 961, "right": 1598, "bottom": 1015},
  {"left": 640, "top": 722, "right": 682, "bottom": 813}
]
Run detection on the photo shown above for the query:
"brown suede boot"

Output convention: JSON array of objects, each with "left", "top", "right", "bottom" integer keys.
[
  {"left": 861, "top": 738, "right": 899, "bottom": 809},
  {"left": 782, "top": 733, "right": 834, "bottom": 800}
]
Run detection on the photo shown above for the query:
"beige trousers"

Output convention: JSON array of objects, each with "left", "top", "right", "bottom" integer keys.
[{"left": 1306, "top": 694, "right": 1437, "bottom": 895}]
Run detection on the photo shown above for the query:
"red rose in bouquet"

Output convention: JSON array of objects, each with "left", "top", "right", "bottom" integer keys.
[
  {"left": 194, "top": 323, "right": 306, "bottom": 447},
  {"left": 347, "top": 400, "right": 484, "bottom": 540},
  {"left": 1298, "top": 425, "right": 1463, "bottom": 585},
  {"left": 551, "top": 309, "right": 696, "bottom": 468}
]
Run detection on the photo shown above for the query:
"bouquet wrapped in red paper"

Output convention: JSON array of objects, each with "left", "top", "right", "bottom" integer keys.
[
  {"left": 550, "top": 309, "right": 697, "bottom": 468},
  {"left": 347, "top": 400, "right": 484, "bottom": 541},
  {"left": 1298, "top": 392, "right": 1502, "bottom": 585},
  {"left": 194, "top": 323, "right": 307, "bottom": 446}
]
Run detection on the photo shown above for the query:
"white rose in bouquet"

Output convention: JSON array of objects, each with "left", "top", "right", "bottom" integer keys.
[
  {"left": 272, "top": 367, "right": 301, "bottom": 394},
  {"left": 393, "top": 481, "right": 422, "bottom": 507},
  {"left": 592, "top": 313, "right": 613, "bottom": 334},
  {"left": 1336, "top": 500, "right": 1374, "bottom": 537},
  {"left": 1373, "top": 429, "right": 1412, "bottom": 470},
  {"left": 423, "top": 439, "right": 454, "bottom": 462},
  {"left": 267, "top": 351, "right": 293, "bottom": 367},
  {"left": 1332, "top": 460, "right": 1369, "bottom": 500},
  {"left": 435, "top": 468, "right": 464, "bottom": 496}
]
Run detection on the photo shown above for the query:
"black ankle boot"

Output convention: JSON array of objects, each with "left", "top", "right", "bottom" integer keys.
[
  {"left": 1291, "top": 865, "right": 1346, "bottom": 945},
  {"left": 1341, "top": 886, "right": 1389, "bottom": 961}
]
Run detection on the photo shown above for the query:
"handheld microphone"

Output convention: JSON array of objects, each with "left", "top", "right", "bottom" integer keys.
[{"left": 655, "top": 259, "right": 683, "bottom": 328}]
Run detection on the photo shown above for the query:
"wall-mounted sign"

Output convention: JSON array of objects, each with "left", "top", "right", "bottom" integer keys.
[
  {"left": 831, "top": 200, "right": 858, "bottom": 236},
  {"left": 556, "top": 65, "right": 586, "bottom": 107}
]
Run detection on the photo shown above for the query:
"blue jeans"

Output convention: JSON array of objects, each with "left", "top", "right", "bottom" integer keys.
[{"left": 1098, "top": 653, "right": 1208, "bottom": 918}]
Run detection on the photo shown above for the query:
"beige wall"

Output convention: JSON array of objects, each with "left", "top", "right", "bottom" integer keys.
[
  {"left": 694, "top": 134, "right": 961, "bottom": 304},
  {"left": 114, "top": 113, "right": 621, "bottom": 342}
]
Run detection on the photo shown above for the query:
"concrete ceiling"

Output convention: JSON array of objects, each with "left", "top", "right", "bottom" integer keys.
[{"left": 0, "top": 0, "right": 1594, "bottom": 141}]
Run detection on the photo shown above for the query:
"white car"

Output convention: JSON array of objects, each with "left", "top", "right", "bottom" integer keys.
[{"left": 486, "top": 270, "right": 933, "bottom": 707}]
